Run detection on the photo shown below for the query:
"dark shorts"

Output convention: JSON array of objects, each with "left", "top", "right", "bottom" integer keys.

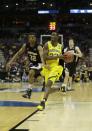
[
  {"left": 27, "top": 68, "right": 42, "bottom": 78},
  {"left": 66, "top": 62, "right": 76, "bottom": 77}
]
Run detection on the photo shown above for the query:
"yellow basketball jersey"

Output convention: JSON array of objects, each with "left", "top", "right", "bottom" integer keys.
[{"left": 46, "top": 41, "right": 63, "bottom": 67}]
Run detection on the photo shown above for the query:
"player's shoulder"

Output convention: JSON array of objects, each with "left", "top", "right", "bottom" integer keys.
[
  {"left": 47, "top": 41, "right": 51, "bottom": 44},
  {"left": 75, "top": 46, "right": 79, "bottom": 50}
]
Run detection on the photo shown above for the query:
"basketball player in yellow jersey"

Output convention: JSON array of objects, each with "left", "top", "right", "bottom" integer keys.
[{"left": 37, "top": 32, "right": 64, "bottom": 111}]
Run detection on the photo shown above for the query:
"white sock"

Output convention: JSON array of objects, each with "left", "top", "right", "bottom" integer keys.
[{"left": 62, "top": 84, "right": 66, "bottom": 87}]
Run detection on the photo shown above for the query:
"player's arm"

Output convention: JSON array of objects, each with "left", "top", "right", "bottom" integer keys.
[
  {"left": 74, "top": 46, "right": 82, "bottom": 58},
  {"left": 38, "top": 45, "right": 45, "bottom": 65},
  {"left": 9, "top": 44, "right": 26, "bottom": 63},
  {"left": 23, "top": 56, "right": 30, "bottom": 71},
  {"left": 6, "top": 44, "right": 26, "bottom": 71},
  {"left": 43, "top": 42, "right": 63, "bottom": 61}
]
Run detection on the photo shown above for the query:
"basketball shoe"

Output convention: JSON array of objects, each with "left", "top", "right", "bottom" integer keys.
[
  {"left": 22, "top": 88, "right": 32, "bottom": 99},
  {"left": 60, "top": 84, "right": 66, "bottom": 92},
  {"left": 37, "top": 100, "right": 45, "bottom": 111}
]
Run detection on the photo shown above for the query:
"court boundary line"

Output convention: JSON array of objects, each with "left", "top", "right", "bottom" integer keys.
[
  {"left": 10, "top": 129, "right": 29, "bottom": 131},
  {"left": 9, "top": 109, "right": 38, "bottom": 131}
]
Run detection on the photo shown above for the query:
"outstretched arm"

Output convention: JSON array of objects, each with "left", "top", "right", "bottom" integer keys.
[{"left": 6, "top": 44, "right": 26, "bottom": 71}]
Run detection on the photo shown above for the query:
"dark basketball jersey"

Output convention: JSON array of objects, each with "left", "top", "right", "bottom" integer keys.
[{"left": 25, "top": 43, "right": 41, "bottom": 66}]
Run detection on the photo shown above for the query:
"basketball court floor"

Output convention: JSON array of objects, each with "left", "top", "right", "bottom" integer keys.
[{"left": 0, "top": 81, "right": 92, "bottom": 131}]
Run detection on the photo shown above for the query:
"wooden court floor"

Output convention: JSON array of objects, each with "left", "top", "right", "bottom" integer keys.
[
  {"left": 0, "top": 81, "right": 92, "bottom": 131},
  {"left": 0, "top": 82, "right": 43, "bottom": 131}
]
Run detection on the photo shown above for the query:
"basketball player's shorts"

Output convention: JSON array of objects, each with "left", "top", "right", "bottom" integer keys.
[
  {"left": 65, "top": 62, "right": 76, "bottom": 77},
  {"left": 41, "top": 65, "right": 63, "bottom": 84},
  {"left": 29, "top": 63, "right": 42, "bottom": 78},
  {"left": 29, "top": 68, "right": 42, "bottom": 78}
]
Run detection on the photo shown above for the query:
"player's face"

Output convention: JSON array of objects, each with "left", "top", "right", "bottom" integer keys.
[
  {"left": 28, "top": 35, "right": 36, "bottom": 45},
  {"left": 51, "top": 32, "right": 58, "bottom": 43},
  {"left": 69, "top": 39, "right": 74, "bottom": 48}
]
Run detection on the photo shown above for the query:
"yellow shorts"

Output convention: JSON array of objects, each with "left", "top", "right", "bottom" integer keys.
[{"left": 41, "top": 65, "right": 63, "bottom": 84}]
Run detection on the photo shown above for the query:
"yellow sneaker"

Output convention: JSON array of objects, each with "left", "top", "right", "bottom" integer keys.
[{"left": 37, "top": 101, "right": 45, "bottom": 111}]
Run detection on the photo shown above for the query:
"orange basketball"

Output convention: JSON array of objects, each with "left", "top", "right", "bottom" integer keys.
[{"left": 63, "top": 51, "right": 74, "bottom": 63}]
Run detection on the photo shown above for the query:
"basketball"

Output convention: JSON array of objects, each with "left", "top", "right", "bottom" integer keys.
[{"left": 63, "top": 51, "right": 74, "bottom": 63}]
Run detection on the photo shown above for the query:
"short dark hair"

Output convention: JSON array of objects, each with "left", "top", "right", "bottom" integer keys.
[{"left": 51, "top": 32, "right": 59, "bottom": 36}]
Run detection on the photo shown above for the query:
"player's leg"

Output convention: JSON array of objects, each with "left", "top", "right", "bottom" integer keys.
[
  {"left": 68, "top": 76, "right": 73, "bottom": 90},
  {"left": 29, "top": 69, "right": 35, "bottom": 84},
  {"left": 61, "top": 68, "right": 69, "bottom": 92},
  {"left": 37, "top": 78, "right": 56, "bottom": 111},
  {"left": 34, "top": 69, "right": 45, "bottom": 91},
  {"left": 37, "top": 65, "right": 63, "bottom": 111},
  {"left": 42, "top": 79, "right": 45, "bottom": 91},
  {"left": 22, "top": 69, "right": 35, "bottom": 99},
  {"left": 40, "top": 67, "right": 46, "bottom": 91},
  {"left": 67, "top": 64, "right": 76, "bottom": 90},
  {"left": 44, "top": 65, "right": 63, "bottom": 97}
]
